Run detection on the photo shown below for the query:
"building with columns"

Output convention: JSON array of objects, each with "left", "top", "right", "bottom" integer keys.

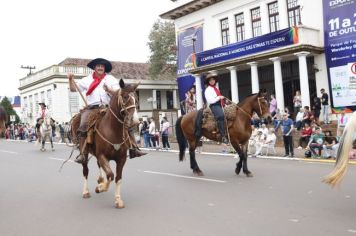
[
  {"left": 18, "top": 58, "right": 179, "bottom": 125},
  {"left": 161, "top": 0, "right": 329, "bottom": 115}
]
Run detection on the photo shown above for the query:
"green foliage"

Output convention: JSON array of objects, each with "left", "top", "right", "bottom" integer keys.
[
  {"left": 147, "top": 19, "right": 177, "bottom": 79},
  {"left": 0, "top": 97, "right": 20, "bottom": 124}
]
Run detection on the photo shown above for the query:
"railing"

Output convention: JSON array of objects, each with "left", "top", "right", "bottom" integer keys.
[
  {"left": 297, "top": 25, "right": 321, "bottom": 46},
  {"left": 19, "top": 66, "right": 92, "bottom": 87}
]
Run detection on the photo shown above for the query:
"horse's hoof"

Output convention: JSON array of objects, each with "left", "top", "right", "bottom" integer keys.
[
  {"left": 193, "top": 170, "right": 204, "bottom": 176},
  {"left": 95, "top": 187, "right": 100, "bottom": 193},
  {"left": 82, "top": 192, "right": 91, "bottom": 198},
  {"left": 245, "top": 172, "right": 254, "bottom": 177},
  {"left": 97, "top": 177, "right": 104, "bottom": 184},
  {"left": 40, "top": 148, "right": 45, "bottom": 152},
  {"left": 235, "top": 168, "right": 241, "bottom": 175},
  {"left": 115, "top": 200, "right": 125, "bottom": 209},
  {"left": 52, "top": 149, "right": 55, "bottom": 152}
]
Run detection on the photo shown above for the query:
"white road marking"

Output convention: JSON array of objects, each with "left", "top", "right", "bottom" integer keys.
[
  {"left": 348, "top": 229, "right": 356, "bottom": 233},
  {"left": 48, "top": 157, "right": 74, "bottom": 163},
  {"left": 143, "top": 170, "right": 226, "bottom": 183},
  {"left": 0, "top": 149, "right": 18, "bottom": 154}
]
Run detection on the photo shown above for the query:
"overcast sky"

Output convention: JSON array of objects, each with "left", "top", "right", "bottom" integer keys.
[{"left": 0, "top": 0, "right": 176, "bottom": 96}]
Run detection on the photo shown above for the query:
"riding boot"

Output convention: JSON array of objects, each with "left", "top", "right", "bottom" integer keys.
[
  {"left": 129, "top": 148, "right": 147, "bottom": 159},
  {"left": 217, "top": 119, "right": 228, "bottom": 144},
  {"left": 75, "top": 132, "right": 88, "bottom": 164}
]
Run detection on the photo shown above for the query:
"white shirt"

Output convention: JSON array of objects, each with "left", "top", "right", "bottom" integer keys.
[
  {"left": 296, "top": 111, "right": 304, "bottom": 122},
  {"left": 149, "top": 121, "right": 155, "bottom": 135},
  {"left": 76, "top": 73, "right": 120, "bottom": 106},
  {"left": 265, "top": 133, "right": 277, "bottom": 145},
  {"left": 160, "top": 121, "right": 170, "bottom": 133},
  {"left": 37, "top": 108, "right": 52, "bottom": 118},
  {"left": 204, "top": 86, "right": 221, "bottom": 105}
]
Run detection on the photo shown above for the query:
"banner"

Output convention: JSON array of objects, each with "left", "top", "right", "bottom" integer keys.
[
  {"left": 176, "top": 25, "right": 203, "bottom": 105},
  {"left": 323, "top": 0, "right": 356, "bottom": 109},
  {"left": 196, "top": 27, "right": 298, "bottom": 67}
]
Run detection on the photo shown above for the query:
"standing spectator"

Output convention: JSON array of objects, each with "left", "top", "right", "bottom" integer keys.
[
  {"left": 311, "top": 96, "right": 321, "bottom": 125},
  {"left": 64, "top": 122, "right": 72, "bottom": 143},
  {"left": 281, "top": 112, "right": 295, "bottom": 157},
  {"left": 269, "top": 94, "right": 277, "bottom": 117},
  {"left": 138, "top": 118, "right": 144, "bottom": 147},
  {"left": 284, "top": 107, "right": 292, "bottom": 119},
  {"left": 297, "top": 123, "right": 312, "bottom": 149},
  {"left": 142, "top": 120, "right": 151, "bottom": 148},
  {"left": 307, "top": 127, "right": 325, "bottom": 158},
  {"left": 185, "top": 85, "right": 196, "bottom": 113},
  {"left": 149, "top": 118, "right": 156, "bottom": 148},
  {"left": 337, "top": 110, "right": 348, "bottom": 134},
  {"left": 272, "top": 108, "right": 282, "bottom": 132},
  {"left": 160, "top": 117, "right": 170, "bottom": 150},
  {"left": 320, "top": 88, "right": 330, "bottom": 124},
  {"left": 294, "top": 107, "right": 304, "bottom": 130},
  {"left": 293, "top": 90, "right": 302, "bottom": 119},
  {"left": 59, "top": 123, "right": 65, "bottom": 143}
]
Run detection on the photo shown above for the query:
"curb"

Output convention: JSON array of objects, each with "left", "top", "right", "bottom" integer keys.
[{"left": 4, "top": 140, "right": 356, "bottom": 165}]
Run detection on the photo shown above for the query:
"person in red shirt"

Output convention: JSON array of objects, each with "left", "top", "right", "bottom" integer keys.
[{"left": 297, "top": 123, "right": 312, "bottom": 149}]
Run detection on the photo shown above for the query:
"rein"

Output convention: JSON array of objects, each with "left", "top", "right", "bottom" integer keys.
[
  {"left": 94, "top": 89, "right": 137, "bottom": 151},
  {"left": 225, "top": 95, "right": 265, "bottom": 119}
]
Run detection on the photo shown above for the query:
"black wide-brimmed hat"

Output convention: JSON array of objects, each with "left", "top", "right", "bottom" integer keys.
[
  {"left": 38, "top": 102, "right": 46, "bottom": 107},
  {"left": 204, "top": 73, "right": 218, "bottom": 84},
  {"left": 87, "top": 58, "right": 112, "bottom": 73}
]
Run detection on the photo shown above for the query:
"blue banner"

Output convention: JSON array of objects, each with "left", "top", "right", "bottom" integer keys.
[
  {"left": 196, "top": 27, "right": 298, "bottom": 67},
  {"left": 177, "top": 25, "right": 203, "bottom": 104},
  {"left": 323, "top": 0, "right": 356, "bottom": 109}
]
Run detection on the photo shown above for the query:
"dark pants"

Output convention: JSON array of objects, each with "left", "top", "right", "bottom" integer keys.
[
  {"left": 210, "top": 103, "right": 226, "bottom": 137},
  {"left": 283, "top": 135, "right": 294, "bottom": 155},
  {"left": 309, "top": 143, "right": 323, "bottom": 156},
  {"left": 299, "top": 136, "right": 310, "bottom": 147},
  {"left": 162, "top": 135, "right": 170, "bottom": 148}
]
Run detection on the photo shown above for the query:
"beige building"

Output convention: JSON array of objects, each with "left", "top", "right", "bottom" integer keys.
[{"left": 19, "top": 58, "right": 179, "bottom": 125}]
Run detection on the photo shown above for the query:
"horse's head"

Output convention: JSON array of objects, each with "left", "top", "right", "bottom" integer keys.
[
  {"left": 254, "top": 89, "right": 272, "bottom": 122},
  {"left": 111, "top": 79, "right": 140, "bottom": 127}
]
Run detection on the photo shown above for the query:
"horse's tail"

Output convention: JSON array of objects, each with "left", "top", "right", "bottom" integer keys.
[
  {"left": 323, "top": 111, "right": 356, "bottom": 186},
  {"left": 175, "top": 116, "right": 186, "bottom": 161}
]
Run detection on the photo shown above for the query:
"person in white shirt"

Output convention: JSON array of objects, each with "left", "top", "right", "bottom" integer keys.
[
  {"left": 204, "top": 73, "right": 228, "bottom": 144},
  {"left": 35, "top": 103, "right": 55, "bottom": 134},
  {"left": 160, "top": 117, "right": 170, "bottom": 150},
  {"left": 68, "top": 58, "right": 146, "bottom": 163},
  {"left": 148, "top": 117, "right": 156, "bottom": 148}
]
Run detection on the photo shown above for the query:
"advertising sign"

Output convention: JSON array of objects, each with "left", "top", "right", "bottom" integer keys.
[
  {"left": 176, "top": 25, "right": 203, "bottom": 106},
  {"left": 196, "top": 27, "right": 298, "bottom": 67},
  {"left": 323, "top": 0, "right": 356, "bottom": 109}
]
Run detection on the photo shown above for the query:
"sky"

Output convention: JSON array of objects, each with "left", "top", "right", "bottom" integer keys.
[{"left": 0, "top": 0, "right": 177, "bottom": 96}]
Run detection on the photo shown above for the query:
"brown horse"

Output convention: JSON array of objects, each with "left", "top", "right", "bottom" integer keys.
[
  {"left": 176, "top": 90, "right": 270, "bottom": 177},
  {"left": 71, "top": 79, "right": 139, "bottom": 208},
  {"left": 0, "top": 105, "right": 7, "bottom": 137}
]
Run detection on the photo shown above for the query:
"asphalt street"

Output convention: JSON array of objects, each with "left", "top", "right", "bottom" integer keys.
[{"left": 0, "top": 140, "right": 356, "bottom": 236}]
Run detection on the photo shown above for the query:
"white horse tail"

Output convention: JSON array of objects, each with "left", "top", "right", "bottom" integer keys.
[{"left": 323, "top": 111, "right": 356, "bottom": 187}]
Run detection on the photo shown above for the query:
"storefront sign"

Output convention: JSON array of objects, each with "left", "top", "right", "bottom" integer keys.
[{"left": 196, "top": 27, "right": 298, "bottom": 67}]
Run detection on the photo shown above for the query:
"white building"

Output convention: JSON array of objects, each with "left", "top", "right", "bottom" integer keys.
[
  {"left": 19, "top": 58, "right": 179, "bottom": 125},
  {"left": 161, "top": 0, "right": 329, "bottom": 115}
]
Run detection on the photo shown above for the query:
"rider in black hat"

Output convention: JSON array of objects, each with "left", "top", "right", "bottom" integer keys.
[
  {"left": 68, "top": 58, "right": 146, "bottom": 163},
  {"left": 204, "top": 73, "right": 229, "bottom": 144}
]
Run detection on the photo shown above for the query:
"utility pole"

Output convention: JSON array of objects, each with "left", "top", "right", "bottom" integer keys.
[{"left": 21, "top": 65, "right": 36, "bottom": 76}]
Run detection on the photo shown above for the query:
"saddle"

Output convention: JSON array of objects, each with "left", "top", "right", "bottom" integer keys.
[
  {"left": 70, "top": 107, "right": 107, "bottom": 145},
  {"left": 195, "top": 104, "right": 237, "bottom": 137}
]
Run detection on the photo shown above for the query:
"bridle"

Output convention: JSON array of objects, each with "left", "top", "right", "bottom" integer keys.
[
  {"left": 95, "top": 88, "right": 138, "bottom": 151},
  {"left": 231, "top": 94, "right": 267, "bottom": 119}
]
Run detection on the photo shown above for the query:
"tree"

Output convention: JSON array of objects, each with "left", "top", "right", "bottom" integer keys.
[
  {"left": 147, "top": 19, "right": 177, "bottom": 79},
  {"left": 0, "top": 97, "right": 20, "bottom": 124}
]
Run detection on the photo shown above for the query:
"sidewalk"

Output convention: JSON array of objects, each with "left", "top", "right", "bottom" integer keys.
[{"left": 141, "top": 141, "right": 356, "bottom": 165}]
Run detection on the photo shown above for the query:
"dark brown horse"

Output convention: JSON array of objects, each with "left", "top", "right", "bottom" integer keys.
[
  {"left": 0, "top": 105, "right": 7, "bottom": 137},
  {"left": 71, "top": 79, "right": 139, "bottom": 208},
  {"left": 176, "top": 90, "right": 270, "bottom": 177}
]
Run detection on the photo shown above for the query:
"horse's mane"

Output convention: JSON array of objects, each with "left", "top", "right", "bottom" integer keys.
[{"left": 237, "top": 93, "right": 258, "bottom": 106}]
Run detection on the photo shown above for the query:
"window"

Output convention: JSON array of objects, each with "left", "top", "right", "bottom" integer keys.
[
  {"left": 136, "top": 90, "right": 140, "bottom": 110},
  {"left": 251, "top": 7, "right": 262, "bottom": 37},
  {"left": 40, "top": 91, "right": 45, "bottom": 103},
  {"left": 29, "top": 95, "right": 33, "bottom": 117},
  {"left": 47, "top": 89, "right": 52, "bottom": 108},
  {"left": 268, "top": 2, "right": 280, "bottom": 32},
  {"left": 34, "top": 93, "right": 39, "bottom": 114},
  {"left": 69, "top": 92, "right": 79, "bottom": 114},
  {"left": 287, "top": 0, "right": 301, "bottom": 27},
  {"left": 235, "top": 13, "right": 245, "bottom": 42},
  {"left": 166, "top": 91, "right": 173, "bottom": 109},
  {"left": 220, "top": 18, "right": 230, "bottom": 45},
  {"left": 156, "top": 91, "right": 161, "bottom": 110}
]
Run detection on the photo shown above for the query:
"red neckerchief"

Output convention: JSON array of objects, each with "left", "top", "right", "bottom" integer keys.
[
  {"left": 86, "top": 72, "right": 106, "bottom": 96},
  {"left": 41, "top": 108, "right": 45, "bottom": 118},
  {"left": 209, "top": 84, "right": 225, "bottom": 107}
]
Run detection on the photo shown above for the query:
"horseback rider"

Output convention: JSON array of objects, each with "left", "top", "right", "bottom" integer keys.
[
  {"left": 36, "top": 103, "right": 55, "bottom": 133},
  {"left": 204, "top": 73, "right": 229, "bottom": 144},
  {"left": 67, "top": 58, "right": 146, "bottom": 163}
]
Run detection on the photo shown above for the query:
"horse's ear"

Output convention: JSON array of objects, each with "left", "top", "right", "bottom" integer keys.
[
  {"left": 259, "top": 88, "right": 267, "bottom": 96},
  {"left": 119, "top": 79, "right": 125, "bottom": 89}
]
